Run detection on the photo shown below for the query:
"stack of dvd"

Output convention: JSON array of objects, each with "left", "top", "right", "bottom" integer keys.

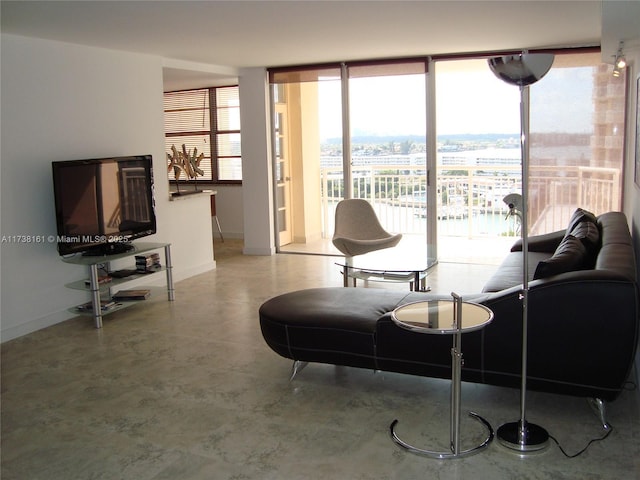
[
  {"left": 77, "top": 299, "right": 117, "bottom": 312},
  {"left": 135, "top": 253, "right": 161, "bottom": 273}
]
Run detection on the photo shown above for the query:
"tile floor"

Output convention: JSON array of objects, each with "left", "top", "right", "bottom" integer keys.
[{"left": 2, "top": 240, "right": 639, "bottom": 479}]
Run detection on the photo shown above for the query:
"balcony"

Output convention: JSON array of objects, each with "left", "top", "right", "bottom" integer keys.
[{"left": 282, "top": 163, "right": 620, "bottom": 265}]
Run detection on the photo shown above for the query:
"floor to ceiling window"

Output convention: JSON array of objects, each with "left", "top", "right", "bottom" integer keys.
[
  {"left": 269, "top": 60, "right": 429, "bottom": 256},
  {"left": 434, "top": 58, "right": 521, "bottom": 262},
  {"left": 528, "top": 52, "right": 625, "bottom": 232},
  {"left": 347, "top": 61, "right": 428, "bottom": 244},
  {"left": 268, "top": 49, "right": 626, "bottom": 265},
  {"left": 432, "top": 50, "right": 625, "bottom": 262}
]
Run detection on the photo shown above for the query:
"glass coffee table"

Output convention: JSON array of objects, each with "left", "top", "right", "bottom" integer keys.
[
  {"left": 336, "top": 248, "right": 435, "bottom": 292},
  {"left": 389, "top": 293, "right": 494, "bottom": 459}
]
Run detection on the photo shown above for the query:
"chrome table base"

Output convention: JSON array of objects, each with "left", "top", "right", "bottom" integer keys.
[
  {"left": 390, "top": 411, "right": 494, "bottom": 459},
  {"left": 389, "top": 294, "right": 495, "bottom": 459}
]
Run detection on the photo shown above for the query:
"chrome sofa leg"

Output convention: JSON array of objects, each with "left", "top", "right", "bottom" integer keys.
[
  {"left": 290, "top": 360, "right": 308, "bottom": 381},
  {"left": 588, "top": 398, "right": 612, "bottom": 430}
]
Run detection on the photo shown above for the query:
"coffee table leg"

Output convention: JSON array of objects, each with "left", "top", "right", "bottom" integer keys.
[{"left": 413, "top": 271, "right": 429, "bottom": 292}]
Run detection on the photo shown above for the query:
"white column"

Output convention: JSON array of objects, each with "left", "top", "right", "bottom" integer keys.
[{"left": 239, "top": 67, "right": 276, "bottom": 255}]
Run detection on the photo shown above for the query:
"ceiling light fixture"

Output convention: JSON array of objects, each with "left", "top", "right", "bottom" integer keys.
[{"left": 613, "top": 41, "right": 626, "bottom": 77}]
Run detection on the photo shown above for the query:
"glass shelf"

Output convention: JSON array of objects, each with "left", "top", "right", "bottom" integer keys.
[
  {"left": 64, "top": 267, "right": 166, "bottom": 291},
  {"left": 60, "top": 242, "right": 174, "bottom": 329}
]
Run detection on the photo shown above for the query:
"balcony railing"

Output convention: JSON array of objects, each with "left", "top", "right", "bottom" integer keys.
[{"left": 320, "top": 164, "right": 620, "bottom": 239}]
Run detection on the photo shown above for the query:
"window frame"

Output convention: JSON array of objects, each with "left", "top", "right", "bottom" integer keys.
[
  {"left": 266, "top": 46, "right": 626, "bottom": 257},
  {"left": 164, "top": 85, "right": 242, "bottom": 185}
]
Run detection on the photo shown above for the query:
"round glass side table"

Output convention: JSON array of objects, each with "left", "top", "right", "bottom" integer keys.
[{"left": 389, "top": 292, "right": 494, "bottom": 459}]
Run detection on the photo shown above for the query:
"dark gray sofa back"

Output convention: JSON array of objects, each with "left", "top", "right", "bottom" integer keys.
[{"left": 596, "top": 211, "right": 637, "bottom": 282}]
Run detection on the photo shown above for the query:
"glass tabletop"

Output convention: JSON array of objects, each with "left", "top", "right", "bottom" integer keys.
[
  {"left": 391, "top": 300, "right": 493, "bottom": 334},
  {"left": 335, "top": 246, "right": 436, "bottom": 274}
]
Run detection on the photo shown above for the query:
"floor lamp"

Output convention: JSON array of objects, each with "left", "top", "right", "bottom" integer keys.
[{"left": 487, "top": 52, "right": 554, "bottom": 453}]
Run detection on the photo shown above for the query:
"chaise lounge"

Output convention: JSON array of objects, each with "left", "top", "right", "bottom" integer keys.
[{"left": 259, "top": 210, "right": 639, "bottom": 418}]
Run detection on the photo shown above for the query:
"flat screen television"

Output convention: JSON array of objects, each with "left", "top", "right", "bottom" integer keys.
[{"left": 52, "top": 154, "right": 157, "bottom": 256}]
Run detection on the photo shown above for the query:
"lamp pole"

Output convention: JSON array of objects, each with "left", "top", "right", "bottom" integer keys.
[{"left": 487, "top": 52, "right": 554, "bottom": 453}]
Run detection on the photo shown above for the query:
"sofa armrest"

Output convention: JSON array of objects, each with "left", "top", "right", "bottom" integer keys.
[
  {"left": 510, "top": 230, "right": 565, "bottom": 252},
  {"left": 480, "top": 274, "right": 639, "bottom": 400}
]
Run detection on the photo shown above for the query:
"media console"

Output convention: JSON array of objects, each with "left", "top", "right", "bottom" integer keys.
[{"left": 62, "top": 242, "right": 174, "bottom": 328}]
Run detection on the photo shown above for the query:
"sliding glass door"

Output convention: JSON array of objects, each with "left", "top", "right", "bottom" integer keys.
[
  {"left": 347, "top": 62, "right": 428, "bottom": 254},
  {"left": 268, "top": 49, "right": 626, "bottom": 265},
  {"left": 270, "top": 66, "right": 342, "bottom": 253},
  {"left": 434, "top": 58, "right": 521, "bottom": 263},
  {"left": 431, "top": 51, "right": 625, "bottom": 263},
  {"left": 269, "top": 60, "right": 431, "bottom": 259},
  {"left": 528, "top": 51, "right": 624, "bottom": 231}
]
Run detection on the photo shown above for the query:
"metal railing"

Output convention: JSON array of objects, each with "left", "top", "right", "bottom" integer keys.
[{"left": 321, "top": 164, "right": 620, "bottom": 239}]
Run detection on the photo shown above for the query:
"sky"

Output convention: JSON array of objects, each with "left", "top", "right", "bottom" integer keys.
[{"left": 318, "top": 58, "right": 593, "bottom": 140}]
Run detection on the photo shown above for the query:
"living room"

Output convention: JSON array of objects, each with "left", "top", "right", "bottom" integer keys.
[
  {"left": 1, "top": 1, "right": 639, "bottom": 341},
  {"left": 1, "top": 1, "right": 640, "bottom": 478}
]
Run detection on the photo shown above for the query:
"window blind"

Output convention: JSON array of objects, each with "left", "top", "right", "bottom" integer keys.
[{"left": 164, "top": 86, "right": 242, "bottom": 183}]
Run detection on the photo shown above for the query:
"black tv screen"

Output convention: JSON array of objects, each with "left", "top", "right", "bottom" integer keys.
[{"left": 52, "top": 155, "right": 157, "bottom": 256}]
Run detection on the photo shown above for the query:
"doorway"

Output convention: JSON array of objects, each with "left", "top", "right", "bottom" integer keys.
[{"left": 269, "top": 60, "right": 432, "bottom": 260}]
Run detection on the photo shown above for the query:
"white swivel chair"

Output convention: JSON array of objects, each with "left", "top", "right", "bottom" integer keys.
[{"left": 332, "top": 199, "right": 402, "bottom": 286}]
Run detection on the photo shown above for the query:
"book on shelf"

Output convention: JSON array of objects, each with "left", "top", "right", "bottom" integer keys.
[
  {"left": 112, "top": 289, "right": 151, "bottom": 301},
  {"left": 109, "top": 269, "right": 138, "bottom": 278},
  {"left": 77, "top": 299, "right": 117, "bottom": 312}
]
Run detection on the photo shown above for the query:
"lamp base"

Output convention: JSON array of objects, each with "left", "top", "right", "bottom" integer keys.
[{"left": 497, "top": 420, "right": 550, "bottom": 453}]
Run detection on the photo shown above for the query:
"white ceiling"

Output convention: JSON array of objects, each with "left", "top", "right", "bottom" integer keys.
[{"left": 1, "top": 1, "right": 638, "bottom": 91}]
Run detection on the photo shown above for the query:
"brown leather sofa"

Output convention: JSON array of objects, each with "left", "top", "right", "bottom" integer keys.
[{"left": 259, "top": 210, "right": 638, "bottom": 404}]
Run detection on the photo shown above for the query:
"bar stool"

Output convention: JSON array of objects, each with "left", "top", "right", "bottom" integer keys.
[{"left": 211, "top": 195, "right": 224, "bottom": 242}]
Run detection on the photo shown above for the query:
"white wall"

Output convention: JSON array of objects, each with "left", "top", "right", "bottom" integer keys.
[
  {"left": 238, "top": 67, "right": 275, "bottom": 255},
  {"left": 622, "top": 42, "right": 640, "bottom": 279},
  {"left": 212, "top": 185, "right": 244, "bottom": 240},
  {"left": 0, "top": 34, "right": 215, "bottom": 341}
]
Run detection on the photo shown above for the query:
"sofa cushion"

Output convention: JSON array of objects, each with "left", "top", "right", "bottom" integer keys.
[
  {"left": 509, "top": 230, "right": 564, "bottom": 253},
  {"left": 566, "top": 207, "right": 597, "bottom": 233},
  {"left": 596, "top": 212, "right": 636, "bottom": 282},
  {"left": 533, "top": 234, "right": 587, "bottom": 279},
  {"left": 598, "top": 211, "right": 633, "bottom": 246},
  {"left": 568, "top": 220, "right": 600, "bottom": 247},
  {"left": 481, "top": 251, "right": 550, "bottom": 292},
  {"left": 259, "top": 287, "right": 413, "bottom": 369},
  {"left": 568, "top": 220, "right": 600, "bottom": 267}
]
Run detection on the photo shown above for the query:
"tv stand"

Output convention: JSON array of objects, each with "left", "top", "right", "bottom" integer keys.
[
  {"left": 62, "top": 242, "right": 174, "bottom": 328},
  {"left": 82, "top": 242, "right": 134, "bottom": 256}
]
